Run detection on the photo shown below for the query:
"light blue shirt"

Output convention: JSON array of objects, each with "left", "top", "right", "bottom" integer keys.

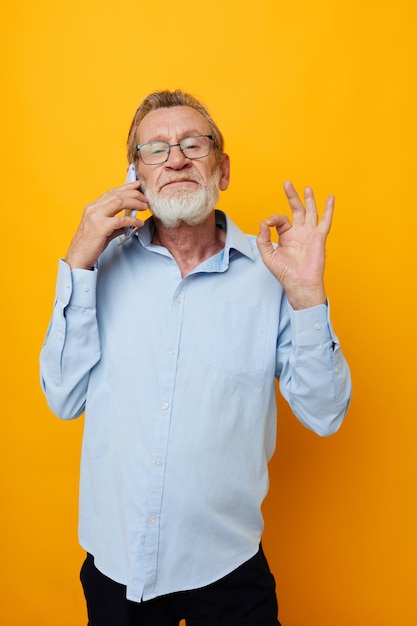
[{"left": 40, "top": 211, "right": 351, "bottom": 602}]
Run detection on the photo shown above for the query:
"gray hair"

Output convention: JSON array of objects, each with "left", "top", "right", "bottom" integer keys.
[{"left": 127, "top": 90, "right": 224, "bottom": 164}]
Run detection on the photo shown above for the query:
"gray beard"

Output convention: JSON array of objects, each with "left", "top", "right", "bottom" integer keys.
[{"left": 143, "top": 170, "right": 221, "bottom": 228}]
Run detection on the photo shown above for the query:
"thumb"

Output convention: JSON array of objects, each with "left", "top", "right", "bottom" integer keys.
[{"left": 257, "top": 220, "right": 275, "bottom": 263}]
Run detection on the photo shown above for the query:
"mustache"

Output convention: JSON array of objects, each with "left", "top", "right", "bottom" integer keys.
[{"left": 157, "top": 173, "right": 202, "bottom": 191}]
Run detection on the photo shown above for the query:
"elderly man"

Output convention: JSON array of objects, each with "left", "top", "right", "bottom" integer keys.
[{"left": 40, "top": 90, "right": 351, "bottom": 626}]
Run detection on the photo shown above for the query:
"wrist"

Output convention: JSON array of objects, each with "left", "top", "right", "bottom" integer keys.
[
  {"left": 286, "top": 287, "right": 327, "bottom": 310},
  {"left": 65, "top": 256, "right": 95, "bottom": 271}
]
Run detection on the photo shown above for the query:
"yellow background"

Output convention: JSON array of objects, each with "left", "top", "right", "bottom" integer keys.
[{"left": 1, "top": 1, "right": 416, "bottom": 624}]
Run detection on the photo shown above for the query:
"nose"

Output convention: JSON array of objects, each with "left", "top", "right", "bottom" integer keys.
[{"left": 165, "top": 144, "right": 190, "bottom": 169}]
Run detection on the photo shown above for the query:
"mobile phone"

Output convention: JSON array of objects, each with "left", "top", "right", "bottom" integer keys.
[
  {"left": 126, "top": 162, "right": 137, "bottom": 184},
  {"left": 119, "top": 164, "right": 138, "bottom": 244},
  {"left": 126, "top": 162, "right": 138, "bottom": 219}
]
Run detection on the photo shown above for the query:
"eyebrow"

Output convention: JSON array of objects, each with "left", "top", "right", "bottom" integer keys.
[{"left": 144, "top": 129, "right": 209, "bottom": 143}]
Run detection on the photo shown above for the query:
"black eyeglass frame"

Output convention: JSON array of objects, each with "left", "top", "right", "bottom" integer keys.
[{"left": 136, "top": 135, "right": 214, "bottom": 165}]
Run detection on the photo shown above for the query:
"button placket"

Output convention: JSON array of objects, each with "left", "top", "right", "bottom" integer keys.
[{"left": 142, "top": 281, "right": 188, "bottom": 596}]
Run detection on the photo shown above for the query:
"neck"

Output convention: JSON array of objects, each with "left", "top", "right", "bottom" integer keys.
[{"left": 152, "top": 212, "right": 225, "bottom": 277}]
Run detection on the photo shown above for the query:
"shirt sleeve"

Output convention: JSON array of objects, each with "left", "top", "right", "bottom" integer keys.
[
  {"left": 40, "top": 259, "right": 101, "bottom": 420},
  {"left": 276, "top": 302, "right": 352, "bottom": 436}
]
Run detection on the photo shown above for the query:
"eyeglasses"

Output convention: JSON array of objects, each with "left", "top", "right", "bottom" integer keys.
[{"left": 136, "top": 135, "right": 214, "bottom": 165}]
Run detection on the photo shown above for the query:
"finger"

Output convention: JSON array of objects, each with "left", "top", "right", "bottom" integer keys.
[
  {"left": 122, "top": 180, "right": 142, "bottom": 191},
  {"left": 304, "top": 186, "right": 318, "bottom": 227},
  {"left": 121, "top": 189, "right": 149, "bottom": 215},
  {"left": 123, "top": 199, "right": 149, "bottom": 218},
  {"left": 116, "top": 182, "right": 148, "bottom": 206},
  {"left": 109, "top": 195, "right": 145, "bottom": 216},
  {"left": 102, "top": 180, "right": 142, "bottom": 198},
  {"left": 126, "top": 188, "right": 149, "bottom": 206},
  {"left": 110, "top": 214, "right": 145, "bottom": 234},
  {"left": 283, "top": 181, "right": 305, "bottom": 226},
  {"left": 256, "top": 220, "right": 275, "bottom": 263},
  {"left": 92, "top": 190, "right": 146, "bottom": 218},
  {"left": 257, "top": 219, "right": 273, "bottom": 245},
  {"left": 257, "top": 216, "right": 293, "bottom": 262},
  {"left": 99, "top": 180, "right": 143, "bottom": 203},
  {"left": 318, "top": 195, "right": 335, "bottom": 234},
  {"left": 263, "top": 214, "right": 292, "bottom": 236}
]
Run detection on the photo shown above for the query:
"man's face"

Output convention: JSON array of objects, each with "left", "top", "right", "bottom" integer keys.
[{"left": 136, "top": 106, "right": 230, "bottom": 227}]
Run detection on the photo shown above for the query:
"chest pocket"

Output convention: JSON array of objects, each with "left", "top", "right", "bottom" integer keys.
[{"left": 202, "top": 300, "right": 266, "bottom": 375}]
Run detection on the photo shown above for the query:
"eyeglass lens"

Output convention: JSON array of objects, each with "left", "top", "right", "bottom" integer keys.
[{"left": 139, "top": 135, "right": 212, "bottom": 165}]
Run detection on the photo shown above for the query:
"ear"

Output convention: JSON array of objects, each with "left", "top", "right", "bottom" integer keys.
[{"left": 218, "top": 153, "right": 230, "bottom": 191}]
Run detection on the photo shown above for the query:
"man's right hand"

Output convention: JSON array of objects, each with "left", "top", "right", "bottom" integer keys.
[{"left": 65, "top": 180, "right": 148, "bottom": 269}]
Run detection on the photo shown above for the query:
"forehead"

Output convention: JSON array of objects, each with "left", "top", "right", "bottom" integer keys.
[{"left": 137, "top": 106, "right": 210, "bottom": 142}]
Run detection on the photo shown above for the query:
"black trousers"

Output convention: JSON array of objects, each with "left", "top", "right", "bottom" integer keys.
[{"left": 80, "top": 546, "right": 282, "bottom": 626}]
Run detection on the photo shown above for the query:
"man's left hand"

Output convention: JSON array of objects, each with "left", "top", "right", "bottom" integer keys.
[{"left": 257, "top": 181, "right": 334, "bottom": 310}]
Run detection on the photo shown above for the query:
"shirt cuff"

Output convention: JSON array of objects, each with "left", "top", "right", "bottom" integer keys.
[
  {"left": 287, "top": 302, "right": 332, "bottom": 346},
  {"left": 56, "top": 259, "right": 97, "bottom": 308}
]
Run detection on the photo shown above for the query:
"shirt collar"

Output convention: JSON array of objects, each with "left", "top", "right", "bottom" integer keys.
[
  {"left": 217, "top": 211, "right": 255, "bottom": 263},
  {"left": 136, "top": 211, "right": 255, "bottom": 263}
]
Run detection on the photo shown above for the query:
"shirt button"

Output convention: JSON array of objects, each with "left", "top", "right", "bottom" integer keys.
[
  {"left": 175, "top": 296, "right": 182, "bottom": 304},
  {"left": 161, "top": 402, "right": 169, "bottom": 411},
  {"left": 154, "top": 460, "right": 162, "bottom": 468},
  {"left": 149, "top": 516, "right": 158, "bottom": 525},
  {"left": 314, "top": 322, "right": 322, "bottom": 330},
  {"left": 65, "top": 281, "right": 71, "bottom": 289},
  {"left": 82, "top": 284, "right": 90, "bottom": 293},
  {"left": 168, "top": 348, "right": 176, "bottom": 356}
]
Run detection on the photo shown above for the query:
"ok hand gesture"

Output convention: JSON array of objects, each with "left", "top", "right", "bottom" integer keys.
[{"left": 257, "top": 181, "right": 334, "bottom": 310}]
